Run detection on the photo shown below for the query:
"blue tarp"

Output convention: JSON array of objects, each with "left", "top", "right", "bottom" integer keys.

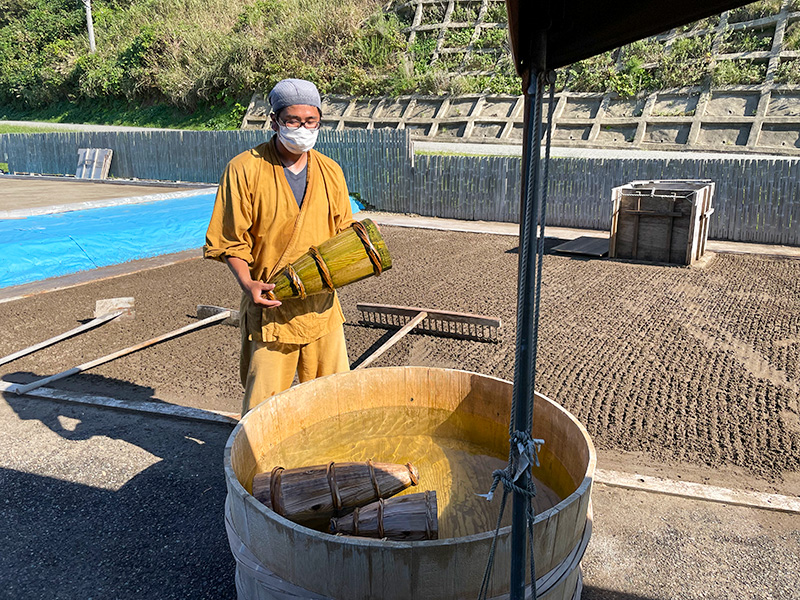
[
  {"left": 0, "top": 193, "right": 217, "bottom": 288},
  {"left": 0, "top": 192, "right": 364, "bottom": 289}
]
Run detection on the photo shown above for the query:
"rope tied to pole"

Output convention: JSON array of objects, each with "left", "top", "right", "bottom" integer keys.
[
  {"left": 477, "top": 432, "right": 544, "bottom": 503},
  {"left": 476, "top": 431, "right": 543, "bottom": 600}
]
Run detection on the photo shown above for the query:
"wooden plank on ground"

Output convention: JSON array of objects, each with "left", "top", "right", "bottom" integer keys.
[
  {"left": 0, "top": 380, "right": 238, "bottom": 424},
  {"left": 9, "top": 311, "right": 231, "bottom": 395},
  {"left": 595, "top": 469, "right": 800, "bottom": 514}
]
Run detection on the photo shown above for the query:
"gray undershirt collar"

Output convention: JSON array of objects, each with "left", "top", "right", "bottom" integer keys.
[{"left": 283, "top": 164, "right": 308, "bottom": 208}]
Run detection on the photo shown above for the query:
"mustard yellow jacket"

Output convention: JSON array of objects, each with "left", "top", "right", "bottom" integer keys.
[{"left": 204, "top": 137, "right": 354, "bottom": 344}]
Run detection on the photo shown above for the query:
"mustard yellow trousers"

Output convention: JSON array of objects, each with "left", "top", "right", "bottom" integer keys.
[{"left": 240, "top": 324, "right": 350, "bottom": 415}]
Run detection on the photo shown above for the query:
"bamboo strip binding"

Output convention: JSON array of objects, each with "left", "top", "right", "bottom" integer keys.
[
  {"left": 284, "top": 265, "right": 306, "bottom": 299},
  {"left": 351, "top": 220, "right": 383, "bottom": 275},
  {"left": 308, "top": 245, "right": 335, "bottom": 291},
  {"left": 264, "top": 218, "right": 391, "bottom": 301}
]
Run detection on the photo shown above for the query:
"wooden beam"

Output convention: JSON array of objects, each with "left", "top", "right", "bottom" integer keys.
[{"left": 595, "top": 469, "right": 800, "bottom": 514}]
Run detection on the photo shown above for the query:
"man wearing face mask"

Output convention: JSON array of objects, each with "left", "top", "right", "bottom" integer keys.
[{"left": 204, "top": 78, "right": 354, "bottom": 416}]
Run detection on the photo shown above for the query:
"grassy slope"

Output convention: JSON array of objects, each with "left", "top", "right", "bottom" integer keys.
[{"left": 0, "top": 0, "right": 409, "bottom": 129}]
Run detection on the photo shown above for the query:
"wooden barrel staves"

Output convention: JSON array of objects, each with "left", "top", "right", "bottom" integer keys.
[
  {"left": 252, "top": 460, "right": 419, "bottom": 528},
  {"left": 224, "top": 367, "right": 595, "bottom": 600},
  {"left": 267, "top": 219, "right": 392, "bottom": 300},
  {"left": 330, "top": 490, "right": 438, "bottom": 541}
]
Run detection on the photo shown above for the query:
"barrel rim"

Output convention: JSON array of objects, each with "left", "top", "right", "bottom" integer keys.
[{"left": 223, "top": 366, "right": 596, "bottom": 548}]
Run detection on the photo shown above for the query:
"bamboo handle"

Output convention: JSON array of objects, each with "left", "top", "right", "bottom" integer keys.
[{"left": 11, "top": 311, "right": 230, "bottom": 396}]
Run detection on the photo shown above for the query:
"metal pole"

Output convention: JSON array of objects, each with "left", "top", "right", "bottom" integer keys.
[
  {"left": 83, "top": 0, "right": 96, "bottom": 53},
  {"left": 510, "top": 33, "right": 547, "bottom": 599}
]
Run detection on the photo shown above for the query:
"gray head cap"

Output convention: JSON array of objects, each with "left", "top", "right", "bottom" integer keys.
[{"left": 268, "top": 79, "right": 321, "bottom": 115}]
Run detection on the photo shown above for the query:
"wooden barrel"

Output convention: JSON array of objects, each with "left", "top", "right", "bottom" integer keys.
[
  {"left": 267, "top": 219, "right": 391, "bottom": 300},
  {"left": 330, "top": 490, "right": 438, "bottom": 541},
  {"left": 224, "top": 367, "right": 595, "bottom": 600},
  {"left": 252, "top": 460, "right": 419, "bottom": 529}
]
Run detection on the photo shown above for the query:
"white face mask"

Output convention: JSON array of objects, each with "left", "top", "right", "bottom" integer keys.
[{"left": 278, "top": 124, "right": 319, "bottom": 154}]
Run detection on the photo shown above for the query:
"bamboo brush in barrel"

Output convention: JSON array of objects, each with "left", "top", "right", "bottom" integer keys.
[
  {"left": 252, "top": 460, "right": 419, "bottom": 529},
  {"left": 266, "top": 219, "right": 391, "bottom": 301},
  {"left": 330, "top": 490, "right": 438, "bottom": 541}
]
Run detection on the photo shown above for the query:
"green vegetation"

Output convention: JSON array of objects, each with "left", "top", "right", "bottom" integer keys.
[
  {"left": 0, "top": 0, "right": 793, "bottom": 127},
  {"left": 560, "top": 33, "right": 713, "bottom": 97},
  {"left": 485, "top": 3, "right": 507, "bottom": 23},
  {"left": 421, "top": 2, "right": 445, "bottom": 25},
  {"left": 720, "top": 28, "right": 773, "bottom": 53},
  {"left": 679, "top": 16, "right": 720, "bottom": 33},
  {"left": 784, "top": 22, "right": 800, "bottom": 50},
  {"left": 0, "top": 98, "right": 248, "bottom": 129},
  {"left": 658, "top": 35, "right": 713, "bottom": 88},
  {"left": 0, "top": 124, "right": 64, "bottom": 133},
  {"left": 728, "top": 0, "right": 782, "bottom": 23},
  {"left": 620, "top": 39, "right": 664, "bottom": 65},
  {"left": 774, "top": 59, "right": 800, "bottom": 84},
  {"left": 0, "top": 162, "right": 8, "bottom": 172},
  {"left": 1, "top": 0, "right": 413, "bottom": 119},
  {"left": 474, "top": 27, "right": 507, "bottom": 50},
  {"left": 452, "top": 2, "right": 479, "bottom": 23},
  {"left": 563, "top": 52, "right": 616, "bottom": 93},
  {"left": 713, "top": 59, "right": 768, "bottom": 85},
  {"left": 444, "top": 27, "right": 473, "bottom": 47}
]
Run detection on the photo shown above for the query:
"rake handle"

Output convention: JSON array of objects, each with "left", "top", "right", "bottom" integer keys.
[
  {"left": 11, "top": 311, "right": 230, "bottom": 396},
  {"left": 355, "top": 311, "right": 428, "bottom": 370},
  {"left": 0, "top": 310, "right": 123, "bottom": 367}
]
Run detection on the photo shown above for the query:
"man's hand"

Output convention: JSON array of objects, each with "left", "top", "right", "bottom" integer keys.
[
  {"left": 225, "top": 256, "right": 282, "bottom": 309},
  {"left": 244, "top": 280, "right": 282, "bottom": 308}
]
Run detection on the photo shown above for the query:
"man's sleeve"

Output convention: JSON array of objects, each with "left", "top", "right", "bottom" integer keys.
[
  {"left": 203, "top": 160, "right": 254, "bottom": 264},
  {"left": 333, "top": 165, "right": 355, "bottom": 233}
]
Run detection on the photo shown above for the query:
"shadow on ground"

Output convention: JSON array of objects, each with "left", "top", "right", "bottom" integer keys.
[
  {"left": 0, "top": 376, "right": 236, "bottom": 600},
  {"left": 505, "top": 236, "right": 600, "bottom": 258}
]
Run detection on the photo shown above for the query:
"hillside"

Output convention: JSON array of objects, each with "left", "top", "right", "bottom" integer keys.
[{"left": 1, "top": 0, "right": 799, "bottom": 128}]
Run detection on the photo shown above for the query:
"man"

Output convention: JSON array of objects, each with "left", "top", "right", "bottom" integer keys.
[{"left": 204, "top": 78, "right": 354, "bottom": 415}]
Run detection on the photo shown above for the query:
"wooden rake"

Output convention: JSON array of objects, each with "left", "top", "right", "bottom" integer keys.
[{"left": 355, "top": 303, "right": 502, "bottom": 370}]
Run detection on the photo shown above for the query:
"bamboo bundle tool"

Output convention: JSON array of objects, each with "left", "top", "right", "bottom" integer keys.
[
  {"left": 9, "top": 308, "right": 230, "bottom": 396},
  {"left": 330, "top": 491, "right": 438, "bottom": 541},
  {"left": 355, "top": 303, "right": 502, "bottom": 369},
  {"left": 0, "top": 297, "right": 135, "bottom": 368},
  {"left": 266, "top": 219, "right": 391, "bottom": 301},
  {"left": 252, "top": 460, "right": 419, "bottom": 528}
]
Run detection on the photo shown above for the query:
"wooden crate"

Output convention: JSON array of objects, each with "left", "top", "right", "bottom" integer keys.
[{"left": 610, "top": 179, "right": 715, "bottom": 266}]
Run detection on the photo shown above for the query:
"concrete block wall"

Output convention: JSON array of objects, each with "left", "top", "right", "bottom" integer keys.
[{"left": 243, "top": 89, "right": 800, "bottom": 155}]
